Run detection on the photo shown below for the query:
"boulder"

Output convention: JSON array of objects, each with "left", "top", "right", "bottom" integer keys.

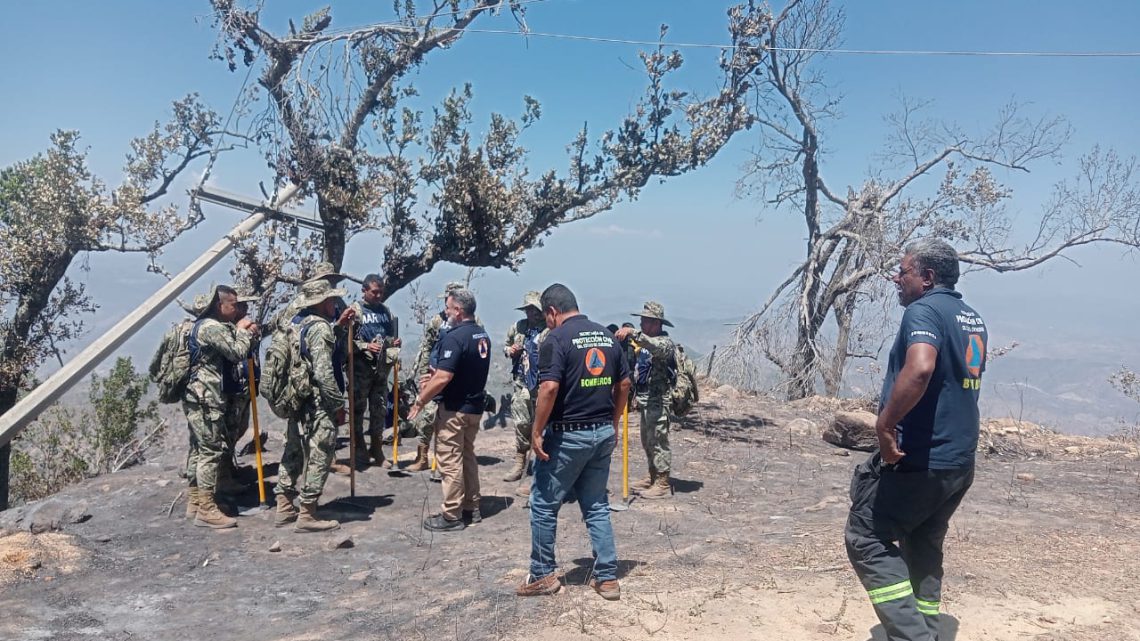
[
  {"left": 0, "top": 499, "right": 92, "bottom": 534},
  {"left": 822, "top": 411, "right": 878, "bottom": 451}
]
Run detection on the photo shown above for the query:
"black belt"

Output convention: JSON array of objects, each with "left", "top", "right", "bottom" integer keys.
[{"left": 550, "top": 421, "right": 609, "bottom": 432}]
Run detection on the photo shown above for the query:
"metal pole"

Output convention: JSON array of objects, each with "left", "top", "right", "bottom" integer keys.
[
  {"left": 391, "top": 361, "right": 400, "bottom": 465},
  {"left": 0, "top": 184, "right": 300, "bottom": 449},
  {"left": 347, "top": 324, "right": 357, "bottom": 497}
]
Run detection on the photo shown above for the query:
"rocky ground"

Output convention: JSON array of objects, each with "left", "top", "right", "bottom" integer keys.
[{"left": 2, "top": 385, "right": 1139, "bottom": 641}]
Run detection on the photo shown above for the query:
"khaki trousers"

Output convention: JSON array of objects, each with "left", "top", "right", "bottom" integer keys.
[{"left": 434, "top": 409, "right": 481, "bottom": 520}]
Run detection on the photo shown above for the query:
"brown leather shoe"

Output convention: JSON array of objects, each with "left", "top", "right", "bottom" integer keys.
[
  {"left": 591, "top": 578, "right": 621, "bottom": 601},
  {"left": 516, "top": 573, "right": 562, "bottom": 597}
]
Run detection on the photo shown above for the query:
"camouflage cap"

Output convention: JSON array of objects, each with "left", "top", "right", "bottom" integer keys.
[
  {"left": 437, "top": 281, "right": 466, "bottom": 299},
  {"left": 631, "top": 300, "right": 674, "bottom": 327},
  {"left": 515, "top": 290, "right": 542, "bottom": 311},
  {"left": 235, "top": 291, "right": 260, "bottom": 304},
  {"left": 293, "top": 279, "right": 348, "bottom": 309},
  {"left": 305, "top": 261, "right": 346, "bottom": 285}
]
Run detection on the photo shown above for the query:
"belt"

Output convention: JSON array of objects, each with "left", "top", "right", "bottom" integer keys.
[{"left": 550, "top": 421, "right": 609, "bottom": 432}]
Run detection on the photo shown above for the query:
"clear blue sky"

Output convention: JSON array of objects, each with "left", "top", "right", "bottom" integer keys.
[{"left": 3, "top": 1, "right": 1139, "bottom": 425}]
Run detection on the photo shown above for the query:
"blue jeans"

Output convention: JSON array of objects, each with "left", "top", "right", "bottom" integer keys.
[{"left": 529, "top": 423, "right": 618, "bottom": 582}]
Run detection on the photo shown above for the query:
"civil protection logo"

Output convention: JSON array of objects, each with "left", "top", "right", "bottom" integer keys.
[
  {"left": 585, "top": 347, "right": 606, "bottom": 376},
  {"left": 965, "top": 334, "right": 985, "bottom": 378},
  {"left": 477, "top": 338, "right": 489, "bottom": 359}
]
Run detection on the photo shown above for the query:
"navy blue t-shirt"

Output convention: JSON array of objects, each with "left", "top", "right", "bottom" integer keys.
[
  {"left": 357, "top": 301, "right": 396, "bottom": 343},
  {"left": 538, "top": 314, "right": 630, "bottom": 424},
  {"left": 434, "top": 319, "right": 491, "bottom": 414},
  {"left": 880, "top": 287, "right": 988, "bottom": 470}
]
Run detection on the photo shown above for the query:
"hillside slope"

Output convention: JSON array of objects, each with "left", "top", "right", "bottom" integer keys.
[{"left": 2, "top": 387, "right": 1138, "bottom": 641}]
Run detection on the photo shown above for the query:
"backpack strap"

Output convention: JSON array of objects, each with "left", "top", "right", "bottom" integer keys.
[{"left": 188, "top": 319, "right": 205, "bottom": 381}]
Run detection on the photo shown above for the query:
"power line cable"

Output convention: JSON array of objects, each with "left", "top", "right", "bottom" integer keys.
[{"left": 452, "top": 28, "right": 1140, "bottom": 57}]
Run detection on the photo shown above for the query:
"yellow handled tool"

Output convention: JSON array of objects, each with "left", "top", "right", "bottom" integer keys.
[
  {"left": 246, "top": 358, "right": 266, "bottom": 505},
  {"left": 622, "top": 402, "right": 629, "bottom": 500}
]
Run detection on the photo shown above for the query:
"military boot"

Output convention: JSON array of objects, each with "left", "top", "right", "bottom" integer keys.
[
  {"left": 406, "top": 443, "right": 430, "bottom": 472},
  {"left": 631, "top": 469, "right": 656, "bottom": 492},
  {"left": 369, "top": 436, "right": 391, "bottom": 469},
  {"left": 295, "top": 501, "right": 340, "bottom": 533},
  {"left": 503, "top": 451, "right": 527, "bottom": 482},
  {"left": 185, "top": 486, "right": 201, "bottom": 519},
  {"left": 274, "top": 493, "right": 299, "bottom": 527},
  {"left": 194, "top": 492, "right": 238, "bottom": 529},
  {"left": 638, "top": 474, "right": 672, "bottom": 500}
]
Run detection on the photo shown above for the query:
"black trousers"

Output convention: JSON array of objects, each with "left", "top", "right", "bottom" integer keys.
[{"left": 844, "top": 452, "right": 974, "bottom": 641}]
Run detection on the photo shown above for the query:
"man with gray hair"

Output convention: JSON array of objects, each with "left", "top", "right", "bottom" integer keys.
[
  {"left": 406, "top": 280, "right": 466, "bottom": 472},
  {"left": 845, "top": 238, "right": 988, "bottom": 640},
  {"left": 408, "top": 288, "right": 491, "bottom": 532}
]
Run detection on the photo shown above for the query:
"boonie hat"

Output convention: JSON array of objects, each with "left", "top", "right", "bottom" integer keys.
[
  {"left": 516, "top": 291, "right": 542, "bottom": 311},
  {"left": 630, "top": 300, "right": 674, "bottom": 327}
]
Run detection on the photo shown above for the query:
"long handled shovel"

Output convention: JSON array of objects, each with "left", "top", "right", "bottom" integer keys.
[
  {"left": 346, "top": 324, "right": 357, "bottom": 497},
  {"left": 239, "top": 357, "right": 270, "bottom": 515},
  {"left": 388, "top": 360, "right": 410, "bottom": 477},
  {"left": 610, "top": 403, "right": 634, "bottom": 512}
]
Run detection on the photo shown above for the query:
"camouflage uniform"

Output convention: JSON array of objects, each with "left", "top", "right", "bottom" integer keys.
[
  {"left": 349, "top": 300, "right": 400, "bottom": 449},
  {"left": 275, "top": 314, "right": 346, "bottom": 503},
  {"left": 222, "top": 327, "right": 260, "bottom": 456},
  {"left": 412, "top": 311, "right": 447, "bottom": 447},
  {"left": 505, "top": 315, "right": 547, "bottom": 454},
  {"left": 183, "top": 318, "right": 254, "bottom": 495},
  {"left": 629, "top": 301, "right": 677, "bottom": 479}
]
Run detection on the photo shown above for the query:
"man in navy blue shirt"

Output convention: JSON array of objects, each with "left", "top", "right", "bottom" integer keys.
[
  {"left": 409, "top": 288, "right": 491, "bottom": 532},
  {"left": 845, "top": 238, "right": 988, "bottom": 641},
  {"left": 516, "top": 283, "right": 631, "bottom": 601}
]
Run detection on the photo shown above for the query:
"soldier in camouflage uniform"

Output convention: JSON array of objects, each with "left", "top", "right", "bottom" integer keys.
[
  {"left": 503, "top": 292, "right": 548, "bottom": 497},
  {"left": 183, "top": 285, "right": 260, "bottom": 528},
  {"left": 270, "top": 262, "right": 355, "bottom": 476},
  {"left": 614, "top": 301, "right": 676, "bottom": 500},
  {"left": 217, "top": 292, "right": 261, "bottom": 495},
  {"left": 349, "top": 274, "right": 401, "bottom": 468},
  {"left": 405, "top": 281, "right": 467, "bottom": 472},
  {"left": 274, "top": 279, "right": 350, "bottom": 532}
]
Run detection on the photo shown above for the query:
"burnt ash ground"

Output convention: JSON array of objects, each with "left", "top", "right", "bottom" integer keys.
[{"left": 2, "top": 388, "right": 1140, "bottom": 641}]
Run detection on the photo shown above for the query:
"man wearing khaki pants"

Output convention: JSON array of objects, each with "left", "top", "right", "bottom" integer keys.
[{"left": 408, "top": 288, "right": 491, "bottom": 532}]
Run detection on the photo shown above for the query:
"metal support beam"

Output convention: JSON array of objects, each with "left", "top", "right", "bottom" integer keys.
[{"left": 0, "top": 184, "right": 301, "bottom": 450}]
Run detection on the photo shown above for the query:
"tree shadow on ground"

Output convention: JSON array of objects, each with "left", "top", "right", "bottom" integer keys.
[
  {"left": 479, "top": 495, "right": 514, "bottom": 519},
  {"left": 866, "top": 615, "right": 958, "bottom": 641},
  {"left": 563, "top": 557, "right": 644, "bottom": 584},
  {"left": 671, "top": 478, "right": 703, "bottom": 494},
  {"left": 322, "top": 494, "right": 395, "bottom": 522}
]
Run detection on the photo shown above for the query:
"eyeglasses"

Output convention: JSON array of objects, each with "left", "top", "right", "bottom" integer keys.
[{"left": 896, "top": 266, "right": 916, "bottom": 277}]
